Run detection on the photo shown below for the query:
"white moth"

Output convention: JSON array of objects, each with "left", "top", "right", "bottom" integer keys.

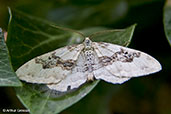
[{"left": 16, "top": 37, "right": 161, "bottom": 92}]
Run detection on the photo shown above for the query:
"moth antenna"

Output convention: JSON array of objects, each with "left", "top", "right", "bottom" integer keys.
[
  {"left": 50, "top": 24, "right": 85, "bottom": 38},
  {"left": 88, "top": 29, "right": 125, "bottom": 39}
]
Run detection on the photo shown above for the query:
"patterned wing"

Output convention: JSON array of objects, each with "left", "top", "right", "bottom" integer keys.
[
  {"left": 16, "top": 44, "right": 85, "bottom": 85},
  {"left": 47, "top": 51, "right": 90, "bottom": 92},
  {"left": 92, "top": 42, "right": 161, "bottom": 84}
]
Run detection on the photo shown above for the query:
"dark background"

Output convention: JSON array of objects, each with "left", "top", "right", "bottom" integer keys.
[{"left": 0, "top": 0, "right": 170, "bottom": 114}]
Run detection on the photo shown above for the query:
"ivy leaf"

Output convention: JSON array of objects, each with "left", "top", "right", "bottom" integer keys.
[
  {"left": 89, "top": 24, "right": 136, "bottom": 47},
  {"left": 7, "top": 9, "right": 84, "bottom": 71},
  {"left": 164, "top": 0, "right": 171, "bottom": 46},
  {"left": 7, "top": 8, "right": 136, "bottom": 114},
  {"left": 0, "top": 28, "right": 22, "bottom": 86}
]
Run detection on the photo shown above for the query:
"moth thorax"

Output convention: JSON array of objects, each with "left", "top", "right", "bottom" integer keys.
[{"left": 84, "top": 37, "right": 92, "bottom": 49}]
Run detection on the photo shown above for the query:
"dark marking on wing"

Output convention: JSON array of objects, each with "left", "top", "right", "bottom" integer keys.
[
  {"left": 35, "top": 52, "right": 76, "bottom": 70},
  {"left": 67, "top": 85, "right": 71, "bottom": 91},
  {"left": 99, "top": 48, "right": 141, "bottom": 66}
]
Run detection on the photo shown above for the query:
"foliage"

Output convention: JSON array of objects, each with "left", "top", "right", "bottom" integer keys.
[
  {"left": 0, "top": 0, "right": 170, "bottom": 114},
  {"left": 0, "top": 28, "right": 22, "bottom": 86},
  {"left": 164, "top": 0, "right": 171, "bottom": 46},
  {"left": 4, "top": 8, "right": 136, "bottom": 114}
]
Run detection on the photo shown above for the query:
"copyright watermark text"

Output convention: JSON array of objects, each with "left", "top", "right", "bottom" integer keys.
[{"left": 2, "top": 108, "right": 30, "bottom": 113}]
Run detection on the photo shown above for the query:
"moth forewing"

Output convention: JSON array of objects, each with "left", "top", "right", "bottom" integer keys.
[
  {"left": 93, "top": 42, "right": 161, "bottom": 81},
  {"left": 16, "top": 44, "right": 84, "bottom": 85},
  {"left": 16, "top": 52, "right": 64, "bottom": 84}
]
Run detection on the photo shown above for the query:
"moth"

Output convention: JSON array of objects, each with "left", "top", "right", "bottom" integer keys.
[{"left": 16, "top": 28, "right": 162, "bottom": 92}]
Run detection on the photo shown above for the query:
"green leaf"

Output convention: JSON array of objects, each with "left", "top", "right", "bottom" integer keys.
[
  {"left": 0, "top": 28, "right": 22, "bottom": 86},
  {"left": 163, "top": 0, "right": 171, "bottom": 46},
  {"left": 89, "top": 24, "right": 136, "bottom": 46},
  {"left": 7, "top": 9, "right": 85, "bottom": 71},
  {"left": 7, "top": 8, "right": 136, "bottom": 114},
  {"left": 16, "top": 81, "right": 99, "bottom": 114}
]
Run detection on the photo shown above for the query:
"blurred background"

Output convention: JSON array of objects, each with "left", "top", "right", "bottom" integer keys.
[{"left": 0, "top": 0, "right": 170, "bottom": 114}]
